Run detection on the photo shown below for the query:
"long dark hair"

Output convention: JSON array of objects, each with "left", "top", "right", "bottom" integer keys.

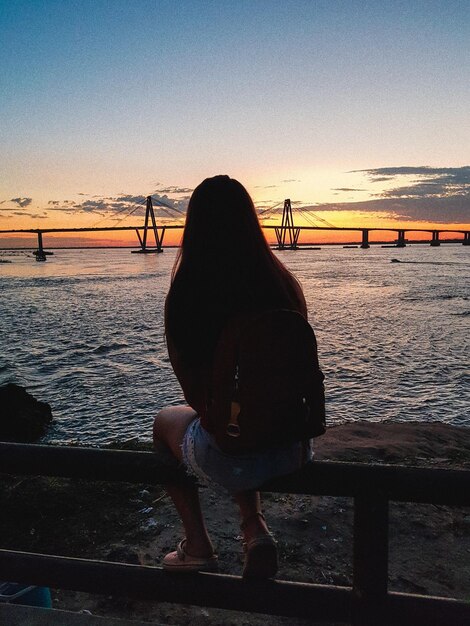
[{"left": 166, "top": 175, "right": 306, "bottom": 366}]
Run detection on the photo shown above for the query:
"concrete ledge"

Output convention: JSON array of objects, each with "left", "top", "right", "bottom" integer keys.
[{"left": 0, "top": 603, "right": 167, "bottom": 626}]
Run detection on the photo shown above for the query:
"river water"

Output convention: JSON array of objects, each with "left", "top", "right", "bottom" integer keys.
[{"left": 1, "top": 245, "right": 468, "bottom": 444}]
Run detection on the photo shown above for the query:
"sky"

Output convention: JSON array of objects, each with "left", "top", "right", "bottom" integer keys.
[{"left": 1, "top": 0, "right": 469, "bottom": 246}]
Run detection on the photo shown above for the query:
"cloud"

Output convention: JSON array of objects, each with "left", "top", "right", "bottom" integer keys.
[
  {"left": 355, "top": 166, "right": 470, "bottom": 180},
  {"left": 254, "top": 200, "right": 277, "bottom": 208},
  {"left": 318, "top": 166, "right": 470, "bottom": 222},
  {"left": 79, "top": 199, "right": 122, "bottom": 212},
  {"left": 353, "top": 166, "right": 470, "bottom": 199},
  {"left": 380, "top": 183, "right": 469, "bottom": 199},
  {"left": 332, "top": 188, "right": 366, "bottom": 192},
  {"left": 254, "top": 185, "right": 279, "bottom": 189},
  {"left": 281, "top": 179, "right": 301, "bottom": 183},
  {"left": 42, "top": 193, "right": 189, "bottom": 222},
  {"left": 113, "top": 194, "right": 147, "bottom": 204},
  {"left": 3, "top": 183, "right": 192, "bottom": 224},
  {"left": 150, "top": 194, "right": 189, "bottom": 214},
  {"left": 11, "top": 197, "right": 32, "bottom": 207},
  {"left": 153, "top": 186, "right": 194, "bottom": 194},
  {"left": 300, "top": 195, "right": 470, "bottom": 224}
]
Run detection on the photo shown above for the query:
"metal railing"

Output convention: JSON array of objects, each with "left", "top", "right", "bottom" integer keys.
[{"left": 0, "top": 442, "right": 469, "bottom": 625}]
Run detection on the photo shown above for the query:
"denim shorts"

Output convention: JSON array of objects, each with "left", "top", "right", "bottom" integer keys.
[{"left": 181, "top": 418, "right": 313, "bottom": 494}]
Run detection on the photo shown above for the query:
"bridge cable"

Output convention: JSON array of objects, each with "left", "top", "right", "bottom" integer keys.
[
  {"left": 297, "top": 208, "right": 325, "bottom": 228},
  {"left": 156, "top": 206, "right": 185, "bottom": 221},
  {"left": 113, "top": 203, "right": 148, "bottom": 226},
  {"left": 89, "top": 197, "right": 147, "bottom": 228},
  {"left": 297, "top": 206, "right": 337, "bottom": 228},
  {"left": 150, "top": 196, "right": 186, "bottom": 215},
  {"left": 257, "top": 201, "right": 284, "bottom": 218}
]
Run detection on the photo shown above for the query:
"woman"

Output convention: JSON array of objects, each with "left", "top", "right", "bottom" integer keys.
[{"left": 153, "top": 175, "right": 314, "bottom": 578}]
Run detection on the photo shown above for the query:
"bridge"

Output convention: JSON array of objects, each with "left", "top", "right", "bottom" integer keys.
[{"left": 0, "top": 196, "right": 469, "bottom": 260}]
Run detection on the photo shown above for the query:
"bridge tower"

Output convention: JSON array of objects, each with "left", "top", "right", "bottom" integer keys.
[
  {"left": 134, "top": 196, "right": 165, "bottom": 253},
  {"left": 34, "top": 230, "right": 47, "bottom": 261},
  {"left": 274, "top": 199, "right": 300, "bottom": 250},
  {"left": 396, "top": 230, "right": 407, "bottom": 247},
  {"left": 430, "top": 230, "right": 441, "bottom": 246}
]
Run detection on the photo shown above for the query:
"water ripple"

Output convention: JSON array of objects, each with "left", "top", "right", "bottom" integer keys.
[{"left": 1, "top": 246, "right": 469, "bottom": 444}]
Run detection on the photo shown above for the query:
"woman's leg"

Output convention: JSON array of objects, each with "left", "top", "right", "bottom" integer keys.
[
  {"left": 153, "top": 406, "right": 214, "bottom": 558},
  {"left": 233, "top": 491, "right": 270, "bottom": 540},
  {"left": 234, "top": 490, "right": 278, "bottom": 578}
]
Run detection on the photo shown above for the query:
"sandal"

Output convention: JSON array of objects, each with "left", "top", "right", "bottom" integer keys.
[
  {"left": 162, "top": 539, "right": 218, "bottom": 573},
  {"left": 242, "top": 533, "right": 278, "bottom": 579},
  {"left": 241, "top": 514, "right": 278, "bottom": 579}
]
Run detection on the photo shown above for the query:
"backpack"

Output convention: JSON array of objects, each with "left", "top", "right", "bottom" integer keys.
[{"left": 206, "top": 309, "right": 326, "bottom": 454}]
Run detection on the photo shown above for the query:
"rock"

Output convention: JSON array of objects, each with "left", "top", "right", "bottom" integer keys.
[{"left": 0, "top": 383, "right": 52, "bottom": 442}]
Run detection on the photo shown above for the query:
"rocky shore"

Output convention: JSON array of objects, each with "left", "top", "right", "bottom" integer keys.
[{"left": 1, "top": 421, "right": 469, "bottom": 625}]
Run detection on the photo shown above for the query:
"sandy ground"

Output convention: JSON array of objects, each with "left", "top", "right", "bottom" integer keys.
[{"left": 1, "top": 421, "right": 469, "bottom": 625}]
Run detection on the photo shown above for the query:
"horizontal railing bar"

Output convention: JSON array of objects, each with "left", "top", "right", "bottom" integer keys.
[
  {"left": 386, "top": 591, "right": 470, "bottom": 626},
  {"left": 264, "top": 462, "right": 470, "bottom": 505},
  {"left": 0, "top": 442, "right": 191, "bottom": 485},
  {"left": 1, "top": 550, "right": 469, "bottom": 625},
  {"left": 0, "top": 604, "right": 160, "bottom": 626},
  {"left": 0, "top": 549, "right": 352, "bottom": 622},
  {"left": 0, "top": 443, "right": 469, "bottom": 505}
]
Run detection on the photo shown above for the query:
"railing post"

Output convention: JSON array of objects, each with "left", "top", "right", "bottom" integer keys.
[{"left": 352, "top": 493, "right": 389, "bottom": 625}]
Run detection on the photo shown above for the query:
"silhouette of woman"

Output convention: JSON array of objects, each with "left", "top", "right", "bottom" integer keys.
[{"left": 153, "top": 175, "right": 314, "bottom": 577}]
